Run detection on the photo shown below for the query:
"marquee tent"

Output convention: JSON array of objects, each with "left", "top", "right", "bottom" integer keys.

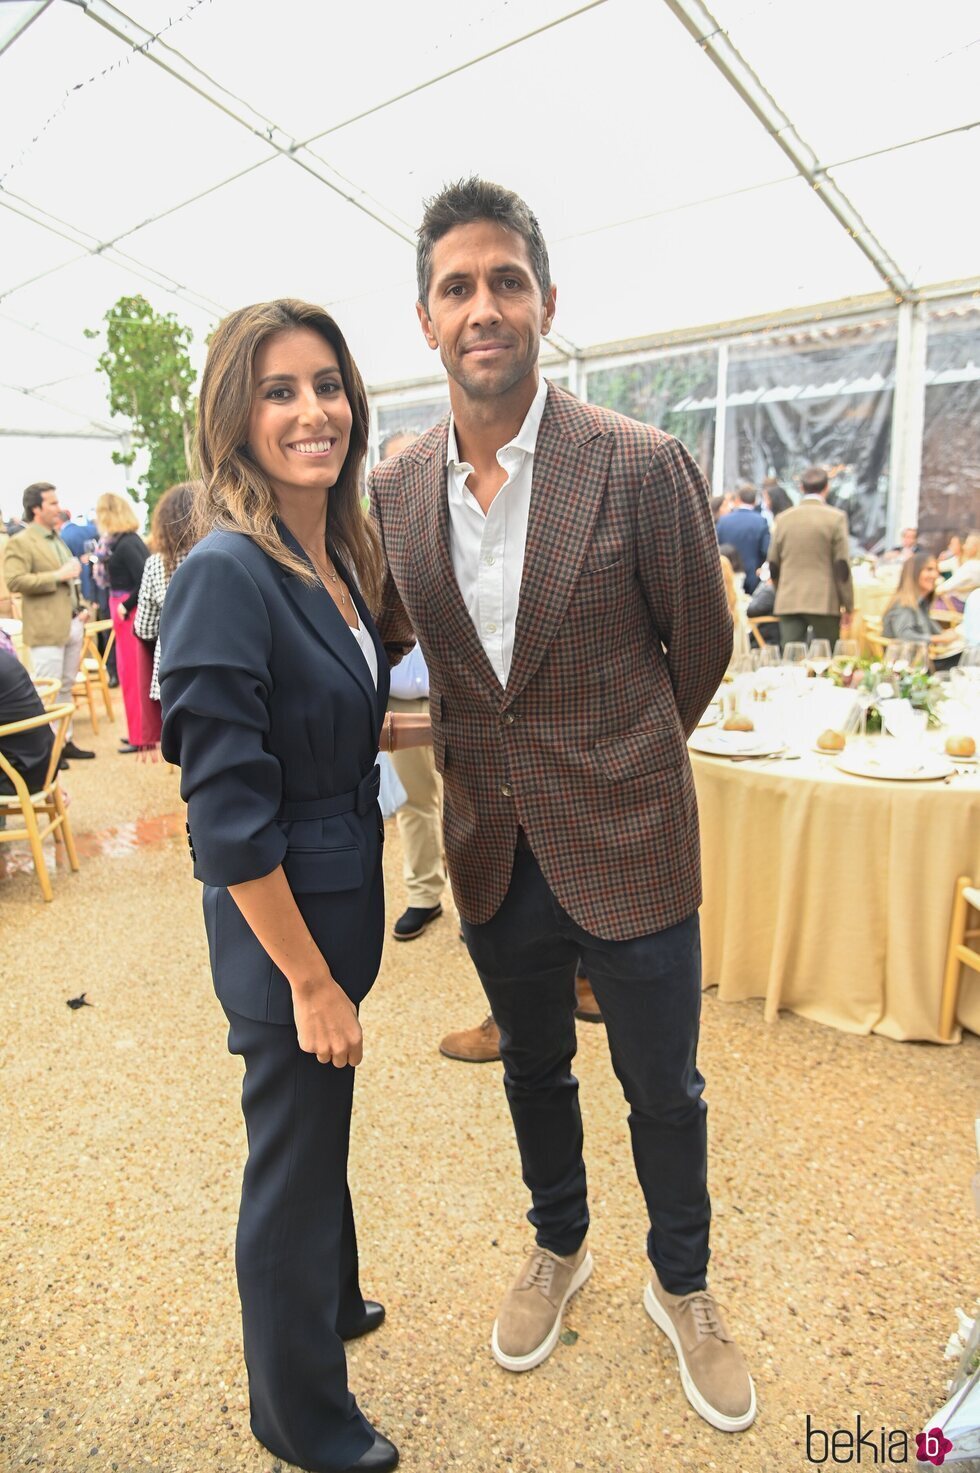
[{"left": 1, "top": 0, "right": 978, "bottom": 531}]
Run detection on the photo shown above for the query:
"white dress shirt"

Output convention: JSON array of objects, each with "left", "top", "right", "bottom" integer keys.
[{"left": 446, "top": 375, "right": 549, "bottom": 687}]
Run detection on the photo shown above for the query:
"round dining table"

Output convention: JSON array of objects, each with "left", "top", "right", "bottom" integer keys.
[{"left": 690, "top": 738, "right": 980, "bottom": 1043}]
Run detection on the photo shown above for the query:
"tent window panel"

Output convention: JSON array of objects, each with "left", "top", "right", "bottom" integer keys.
[
  {"left": 920, "top": 310, "right": 980, "bottom": 541},
  {"left": 585, "top": 353, "right": 717, "bottom": 481}
]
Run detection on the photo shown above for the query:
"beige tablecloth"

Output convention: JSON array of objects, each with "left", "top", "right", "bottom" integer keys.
[{"left": 691, "top": 745, "right": 980, "bottom": 1042}]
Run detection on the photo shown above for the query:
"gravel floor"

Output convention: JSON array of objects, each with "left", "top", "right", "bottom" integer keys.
[{"left": 1, "top": 719, "right": 977, "bottom": 1473}]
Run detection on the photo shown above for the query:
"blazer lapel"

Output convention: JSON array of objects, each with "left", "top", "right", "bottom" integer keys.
[
  {"left": 504, "top": 387, "right": 613, "bottom": 707},
  {"left": 278, "top": 526, "right": 379, "bottom": 721},
  {"left": 407, "top": 431, "right": 502, "bottom": 692}
]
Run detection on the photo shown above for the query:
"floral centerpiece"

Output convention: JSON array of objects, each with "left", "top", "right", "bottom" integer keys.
[{"left": 826, "top": 658, "right": 946, "bottom": 733}]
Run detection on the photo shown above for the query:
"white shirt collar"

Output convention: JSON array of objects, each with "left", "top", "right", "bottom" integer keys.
[{"left": 447, "top": 375, "right": 549, "bottom": 471}]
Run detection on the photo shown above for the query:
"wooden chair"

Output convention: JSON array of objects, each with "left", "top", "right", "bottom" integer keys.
[
  {"left": 940, "top": 878, "right": 980, "bottom": 1041},
  {"left": 80, "top": 619, "right": 116, "bottom": 722},
  {"left": 0, "top": 703, "right": 80, "bottom": 901},
  {"left": 747, "top": 616, "right": 779, "bottom": 650},
  {"left": 32, "top": 676, "right": 62, "bottom": 709}
]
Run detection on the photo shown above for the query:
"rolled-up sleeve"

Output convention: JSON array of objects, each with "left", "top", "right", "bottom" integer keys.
[{"left": 159, "top": 546, "right": 287, "bottom": 887}]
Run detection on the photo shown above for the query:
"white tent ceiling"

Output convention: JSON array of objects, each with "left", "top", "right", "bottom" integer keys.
[{"left": 1, "top": 0, "right": 978, "bottom": 512}]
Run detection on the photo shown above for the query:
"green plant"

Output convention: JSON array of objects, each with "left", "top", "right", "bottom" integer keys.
[{"left": 86, "top": 295, "right": 198, "bottom": 513}]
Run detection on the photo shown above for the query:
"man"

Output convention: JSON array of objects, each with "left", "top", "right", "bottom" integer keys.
[
  {"left": 769, "top": 466, "right": 854, "bottom": 647},
  {"left": 0, "top": 647, "right": 55, "bottom": 795},
  {"left": 381, "top": 429, "right": 449, "bottom": 942},
  {"left": 881, "top": 525, "right": 922, "bottom": 562},
  {"left": 58, "top": 508, "right": 100, "bottom": 607},
  {"left": 370, "top": 178, "right": 753, "bottom": 1432},
  {"left": 3, "top": 483, "right": 95, "bottom": 762},
  {"left": 714, "top": 483, "right": 769, "bottom": 593}
]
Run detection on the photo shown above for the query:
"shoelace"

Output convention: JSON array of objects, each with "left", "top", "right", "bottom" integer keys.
[
  {"left": 521, "top": 1249, "right": 558, "bottom": 1295},
  {"left": 683, "top": 1291, "right": 726, "bottom": 1340}
]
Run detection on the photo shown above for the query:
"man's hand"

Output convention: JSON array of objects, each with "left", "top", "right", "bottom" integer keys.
[
  {"left": 76, "top": 608, "right": 91, "bottom": 625},
  {"left": 292, "top": 975, "right": 363, "bottom": 1067},
  {"left": 55, "top": 557, "right": 82, "bottom": 583}
]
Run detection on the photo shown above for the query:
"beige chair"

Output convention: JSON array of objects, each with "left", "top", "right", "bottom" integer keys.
[
  {"left": 0, "top": 703, "right": 79, "bottom": 901},
  {"left": 747, "top": 615, "right": 779, "bottom": 650},
  {"left": 80, "top": 618, "right": 116, "bottom": 722},
  {"left": 941, "top": 878, "right": 980, "bottom": 1042},
  {"left": 32, "top": 676, "right": 62, "bottom": 709}
]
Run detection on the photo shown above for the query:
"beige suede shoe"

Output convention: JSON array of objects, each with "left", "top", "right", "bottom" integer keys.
[
  {"left": 438, "top": 1015, "right": 501, "bottom": 1063},
  {"left": 491, "top": 1241, "right": 593, "bottom": 1372},
  {"left": 644, "top": 1270, "right": 756, "bottom": 1432}
]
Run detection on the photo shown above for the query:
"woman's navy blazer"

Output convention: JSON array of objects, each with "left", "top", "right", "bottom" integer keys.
[{"left": 159, "top": 526, "right": 389, "bottom": 1024}]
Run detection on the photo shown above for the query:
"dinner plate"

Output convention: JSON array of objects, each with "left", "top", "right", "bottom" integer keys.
[
  {"left": 836, "top": 753, "right": 954, "bottom": 782},
  {"left": 697, "top": 707, "right": 719, "bottom": 728},
  {"left": 688, "top": 730, "right": 785, "bottom": 759},
  {"left": 940, "top": 750, "right": 977, "bottom": 764}
]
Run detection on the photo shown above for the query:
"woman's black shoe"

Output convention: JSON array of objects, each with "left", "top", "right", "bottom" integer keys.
[
  {"left": 345, "top": 1430, "right": 399, "bottom": 1471},
  {"left": 339, "top": 1301, "right": 385, "bottom": 1342},
  {"left": 118, "top": 741, "right": 141, "bottom": 754}
]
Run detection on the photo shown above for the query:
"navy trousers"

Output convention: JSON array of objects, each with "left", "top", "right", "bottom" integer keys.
[
  {"left": 462, "top": 839, "right": 711, "bottom": 1295},
  {"left": 224, "top": 1009, "right": 374, "bottom": 1473}
]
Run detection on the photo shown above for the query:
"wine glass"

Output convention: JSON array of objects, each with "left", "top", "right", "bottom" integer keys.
[
  {"left": 808, "top": 638, "right": 832, "bottom": 677},
  {"left": 783, "top": 642, "right": 806, "bottom": 667},
  {"left": 833, "top": 639, "right": 858, "bottom": 661},
  {"left": 759, "top": 644, "right": 782, "bottom": 669}
]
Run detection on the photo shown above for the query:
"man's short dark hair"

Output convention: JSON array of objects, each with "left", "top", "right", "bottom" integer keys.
[
  {"left": 800, "top": 467, "right": 828, "bottom": 496},
  {"left": 417, "top": 176, "right": 552, "bottom": 309},
  {"left": 23, "top": 482, "right": 55, "bottom": 521},
  {"left": 737, "top": 482, "right": 758, "bottom": 506}
]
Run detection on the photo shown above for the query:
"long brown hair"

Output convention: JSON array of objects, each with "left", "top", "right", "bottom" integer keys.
[
  {"left": 195, "top": 299, "right": 382, "bottom": 609},
  {"left": 886, "top": 552, "right": 937, "bottom": 614},
  {"left": 151, "top": 481, "right": 202, "bottom": 581}
]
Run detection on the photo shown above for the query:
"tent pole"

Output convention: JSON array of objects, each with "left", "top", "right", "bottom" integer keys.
[
  {"left": 711, "top": 343, "right": 728, "bottom": 496},
  {"left": 886, "top": 302, "right": 927, "bottom": 545}
]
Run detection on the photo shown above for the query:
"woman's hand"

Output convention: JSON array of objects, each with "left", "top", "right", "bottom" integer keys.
[{"left": 292, "top": 974, "right": 363, "bottom": 1067}]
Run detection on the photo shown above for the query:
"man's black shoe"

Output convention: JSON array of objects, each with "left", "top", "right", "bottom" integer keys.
[
  {"left": 58, "top": 757, "right": 69, "bottom": 771},
  {"left": 339, "top": 1301, "right": 385, "bottom": 1342},
  {"left": 62, "top": 741, "right": 95, "bottom": 760},
  {"left": 392, "top": 903, "right": 442, "bottom": 941},
  {"left": 345, "top": 1431, "right": 399, "bottom": 1471},
  {"left": 107, "top": 673, "right": 119, "bottom": 688}
]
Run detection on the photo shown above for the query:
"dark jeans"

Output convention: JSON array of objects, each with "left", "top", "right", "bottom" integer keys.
[
  {"left": 462, "top": 840, "right": 710, "bottom": 1294},
  {"left": 223, "top": 1008, "right": 374, "bottom": 1473},
  {"left": 778, "top": 613, "right": 841, "bottom": 646}
]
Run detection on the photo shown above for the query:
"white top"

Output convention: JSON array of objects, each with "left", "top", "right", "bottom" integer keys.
[
  {"left": 388, "top": 641, "right": 429, "bottom": 700},
  {"left": 347, "top": 614, "right": 378, "bottom": 689},
  {"left": 446, "top": 376, "right": 549, "bottom": 687}
]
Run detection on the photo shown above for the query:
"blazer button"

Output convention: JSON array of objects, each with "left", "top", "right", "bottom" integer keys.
[
  {"left": 502, "top": 712, "right": 516, "bottom": 725},
  {"left": 500, "top": 782, "right": 513, "bottom": 798}
]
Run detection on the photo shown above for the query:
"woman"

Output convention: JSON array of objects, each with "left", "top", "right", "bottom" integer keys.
[
  {"left": 95, "top": 492, "right": 151, "bottom": 751},
  {"left": 134, "top": 482, "right": 201, "bottom": 732},
  {"left": 160, "top": 300, "right": 429, "bottom": 1473},
  {"left": 882, "top": 553, "right": 961, "bottom": 670}
]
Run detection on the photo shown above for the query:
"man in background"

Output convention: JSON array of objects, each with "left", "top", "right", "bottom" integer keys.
[
  {"left": 769, "top": 465, "right": 853, "bottom": 647},
  {"left": 3, "top": 482, "right": 95, "bottom": 763},
  {"left": 58, "top": 507, "right": 99, "bottom": 607},
  {"left": 714, "top": 484, "right": 769, "bottom": 593},
  {"left": 381, "top": 429, "right": 449, "bottom": 943}
]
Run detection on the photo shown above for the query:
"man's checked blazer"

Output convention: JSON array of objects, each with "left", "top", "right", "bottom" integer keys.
[{"left": 369, "top": 382, "right": 732, "bottom": 940}]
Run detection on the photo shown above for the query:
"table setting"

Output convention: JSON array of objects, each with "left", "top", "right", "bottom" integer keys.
[{"left": 688, "top": 643, "right": 980, "bottom": 1043}]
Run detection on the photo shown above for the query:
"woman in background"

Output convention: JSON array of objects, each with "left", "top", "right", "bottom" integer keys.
[
  {"left": 134, "top": 482, "right": 201, "bottom": 742},
  {"left": 95, "top": 492, "right": 150, "bottom": 752},
  {"left": 883, "top": 553, "right": 962, "bottom": 669}
]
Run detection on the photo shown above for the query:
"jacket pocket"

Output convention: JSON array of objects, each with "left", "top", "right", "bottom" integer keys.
[
  {"left": 591, "top": 721, "right": 684, "bottom": 782},
  {"left": 282, "top": 845, "right": 363, "bottom": 894}
]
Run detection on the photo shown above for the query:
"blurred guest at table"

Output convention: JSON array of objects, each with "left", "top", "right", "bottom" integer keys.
[
  {"left": 134, "top": 482, "right": 202, "bottom": 748},
  {"left": 939, "top": 532, "right": 980, "bottom": 601},
  {"left": 880, "top": 526, "right": 923, "bottom": 563},
  {"left": 746, "top": 572, "right": 780, "bottom": 645},
  {"left": 769, "top": 466, "right": 853, "bottom": 648},
  {"left": 882, "top": 554, "right": 962, "bottom": 669},
  {"left": 938, "top": 533, "right": 962, "bottom": 573},
  {"left": 0, "top": 647, "right": 55, "bottom": 796},
  {"left": 718, "top": 551, "right": 738, "bottom": 618},
  {"left": 710, "top": 493, "right": 734, "bottom": 524},
  {"left": 714, "top": 484, "right": 769, "bottom": 594},
  {"left": 3, "top": 482, "right": 93, "bottom": 763},
  {"left": 95, "top": 492, "right": 151, "bottom": 753}
]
